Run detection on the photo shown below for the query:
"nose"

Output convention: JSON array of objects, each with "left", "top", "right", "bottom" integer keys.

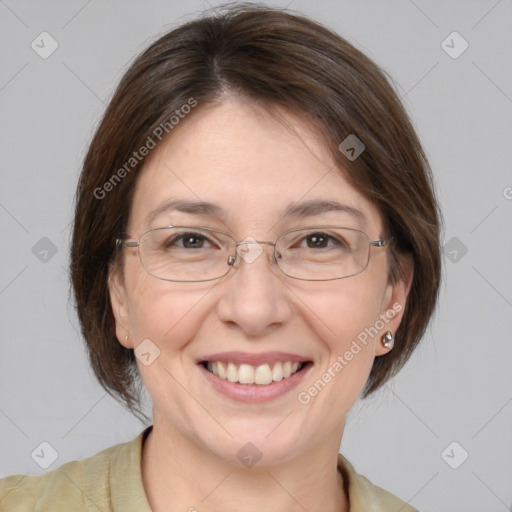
[{"left": 215, "top": 241, "right": 293, "bottom": 337}]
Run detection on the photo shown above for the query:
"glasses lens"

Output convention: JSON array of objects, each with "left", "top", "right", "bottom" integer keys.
[
  {"left": 139, "top": 227, "right": 234, "bottom": 282},
  {"left": 275, "top": 227, "right": 371, "bottom": 280}
]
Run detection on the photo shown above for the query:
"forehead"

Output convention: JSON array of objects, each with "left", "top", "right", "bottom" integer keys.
[{"left": 128, "top": 97, "right": 383, "bottom": 235}]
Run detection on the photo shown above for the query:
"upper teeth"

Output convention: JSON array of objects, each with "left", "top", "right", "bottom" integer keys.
[{"left": 206, "top": 361, "right": 303, "bottom": 385}]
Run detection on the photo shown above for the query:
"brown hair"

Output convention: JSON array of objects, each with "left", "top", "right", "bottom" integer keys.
[{"left": 71, "top": 2, "right": 441, "bottom": 423}]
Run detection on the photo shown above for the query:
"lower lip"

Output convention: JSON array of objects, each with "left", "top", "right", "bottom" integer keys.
[{"left": 198, "top": 362, "right": 313, "bottom": 403}]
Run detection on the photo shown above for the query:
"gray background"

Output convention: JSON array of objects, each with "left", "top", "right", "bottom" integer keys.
[{"left": 1, "top": 0, "right": 511, "bottom": 511}]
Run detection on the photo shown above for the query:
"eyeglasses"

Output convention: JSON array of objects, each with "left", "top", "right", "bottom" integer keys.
[{"left": 116, "top": 226, "right": 392, "bottom": 282}]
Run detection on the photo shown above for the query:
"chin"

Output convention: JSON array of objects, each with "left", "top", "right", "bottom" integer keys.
[{"left": 198, "top": 422, "right": 304, "bottom": 468}]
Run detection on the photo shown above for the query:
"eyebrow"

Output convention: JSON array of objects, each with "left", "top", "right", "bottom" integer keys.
[{"left": 145, "top": 198, "right": 367, "bottom": 228}]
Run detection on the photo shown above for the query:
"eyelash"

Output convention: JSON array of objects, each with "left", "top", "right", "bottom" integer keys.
[{"left": 163, "top": 231, "right": 348, "bottom": 250}]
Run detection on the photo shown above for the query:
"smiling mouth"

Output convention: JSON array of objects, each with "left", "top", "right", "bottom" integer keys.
[{"left": 200, "top": 360, "right": 312, "bottom": 385}]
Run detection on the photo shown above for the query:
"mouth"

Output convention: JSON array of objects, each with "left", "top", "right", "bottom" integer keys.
[
  {"left": 197, "top": 353, "right": 313, "bottom": 402},
  {"left": 200, "top": 359, "right": 312, "bottom": 385}
]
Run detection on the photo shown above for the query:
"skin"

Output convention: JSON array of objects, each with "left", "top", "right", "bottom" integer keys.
[{"left": 109, "top": 96, "right": 412, "bottom": 512}]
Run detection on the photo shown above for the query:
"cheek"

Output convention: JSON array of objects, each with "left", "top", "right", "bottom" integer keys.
[
  {"left": 301, "top": 300, "right": 381, "bottom": 417},
  {"left": 124, "top": 261, "right": 216, "bottom": 351},
  {"left": 299, "top": 275, "right": 384, "bottom": 347},
  {"left": 295, "top": 276, "right": 385, "bottom": 395}
]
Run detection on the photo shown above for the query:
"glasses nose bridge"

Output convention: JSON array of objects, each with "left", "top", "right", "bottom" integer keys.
[
  {"left": 235, "top": 239, "right": 276, "bottom": 248},
  {"left": 229, "top": 239, "right": 278, "bottom": 268}
]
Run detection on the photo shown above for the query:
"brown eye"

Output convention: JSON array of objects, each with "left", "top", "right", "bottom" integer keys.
[
  {"left": 301, "top": 232, "right": 348, "bottom": 249},
  {"left": 306, "top": 233, "right": 328, "bottom": 248}
]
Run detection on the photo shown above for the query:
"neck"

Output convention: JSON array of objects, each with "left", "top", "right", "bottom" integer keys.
[{"left": 141, "top": 416, "right": 349, "bottom": 512}]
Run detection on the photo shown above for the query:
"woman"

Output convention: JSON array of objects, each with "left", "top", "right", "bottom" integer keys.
[{"left": 0, "top": 3, "right": 441, "bottom": 511}]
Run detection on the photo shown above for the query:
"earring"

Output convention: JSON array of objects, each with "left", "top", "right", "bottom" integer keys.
[
  {"left": 125, "top": 334, "right": 129, "bottom": 342},
  {"left": 381, "top": 331, "right": 394, "bottom": 349}
]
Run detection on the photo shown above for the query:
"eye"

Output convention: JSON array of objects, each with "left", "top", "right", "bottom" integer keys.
[
  {"left": 165, "top": 232, "right": 216, "bottom": 249},
  {"left": 297, "top": 232, "right": 349, "bottom": 250}
]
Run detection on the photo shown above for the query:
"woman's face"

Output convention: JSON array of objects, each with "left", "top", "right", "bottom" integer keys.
[{"left": 110, "top": 96, "right": 410, "bottom": 466}]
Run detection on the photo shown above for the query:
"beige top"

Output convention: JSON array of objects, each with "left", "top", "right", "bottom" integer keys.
[{"left": 0, "top": 426, "right": 418, "bottom": 511}]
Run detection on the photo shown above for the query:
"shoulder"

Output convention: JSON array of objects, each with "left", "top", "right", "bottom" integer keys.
[
  {"left": 0, "top": 458, "right": 87, "bottom": 510},
  {"left": 337, "top": 454, "right": 419, "bottom": 512},
  {"left": 0, "top": 429, "right": 150, "bottom": 512}
]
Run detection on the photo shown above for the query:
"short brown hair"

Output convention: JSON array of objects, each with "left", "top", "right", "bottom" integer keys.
[{"left": 71, "top": 2, "right": 441, "bottom": 423}]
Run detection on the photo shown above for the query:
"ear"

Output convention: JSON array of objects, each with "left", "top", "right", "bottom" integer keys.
[
  {"left": 374, "top": 254, "right": 414, "bottom": 356},
  {"left": 108, "top": 264, "right": 134, "bottom": 349}
]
